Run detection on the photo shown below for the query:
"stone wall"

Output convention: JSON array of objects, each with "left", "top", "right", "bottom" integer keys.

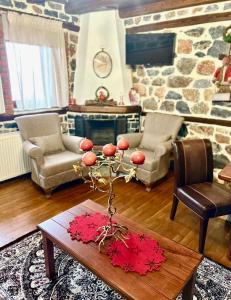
[
  {"left": 0, "top": 0, "right": 79, "bottom": 102},
  {"left": 125, "top": 1, "right": 231, "bottom": 171}
]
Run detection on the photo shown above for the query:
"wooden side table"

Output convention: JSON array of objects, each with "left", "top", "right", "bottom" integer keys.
[{"left": 218, "top": 163, "right": 231, "bottom": 260}]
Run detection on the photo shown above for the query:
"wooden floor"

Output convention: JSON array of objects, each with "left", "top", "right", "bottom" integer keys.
[{"left": 1, "top": 174, "right": 231, "bottom": 268}]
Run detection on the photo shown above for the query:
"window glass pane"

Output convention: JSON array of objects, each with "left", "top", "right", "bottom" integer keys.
[{"left": 6, "top": 42, "right": 57, "bottom": 111}]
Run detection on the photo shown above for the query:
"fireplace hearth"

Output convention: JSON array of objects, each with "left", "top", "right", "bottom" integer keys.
[{"left": 75, "top": 115, "right": 127, "bottom": 145}]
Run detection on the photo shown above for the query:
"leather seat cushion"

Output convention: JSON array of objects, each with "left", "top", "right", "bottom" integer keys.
[
  {"left": 122, "top": 148, "right": 158, "bottom": 172},
  {"left": 176, "top": 182, "right": 231, "bottom": 218},
  {"left": 40, "top": 151, "right": 82, "bottom": 177}
]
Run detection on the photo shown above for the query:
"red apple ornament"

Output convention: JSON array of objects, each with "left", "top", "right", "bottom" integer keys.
[
  {"left": 80, "top": 138, "right": 94, "bottom": 151},
  {"left": 82, "top": 151, "right": 97, "bottom": 166},
  {"left": 117, "top": 138, "right": 129, "bottom": 150},
  {"left": 103, "top": 143, "right": 117, "bottom": 157},
  {"left": 131, "top": 150, "right": 145, "bottom": 165}
]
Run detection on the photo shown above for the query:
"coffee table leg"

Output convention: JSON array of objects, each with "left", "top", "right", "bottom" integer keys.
[
  {"left": 182, "top": 271, "right": 196, "bottom": 300},
  {"left": 42, "top": 232, "right": 55, "bottom": 280}
]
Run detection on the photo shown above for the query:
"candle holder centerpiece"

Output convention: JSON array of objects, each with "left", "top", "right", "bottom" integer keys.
[{"left": 73, "top": 138, "right": 145, "bottom": 251}]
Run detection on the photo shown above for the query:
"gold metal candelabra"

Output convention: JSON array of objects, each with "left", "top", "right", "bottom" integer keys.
[{"left": 73, "top": 142, "right": 143, "bottom": 252}]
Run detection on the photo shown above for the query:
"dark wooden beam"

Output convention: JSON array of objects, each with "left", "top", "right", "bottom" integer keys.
[
  {"left": 126, "top": 11, "right": 231, "bottom": 33},
  {"left": 0, "top": 107, "right": 68, "bottom": 122},
  {"left": 119, "top": 0, "right": 221, "bottom": 18},
  {"left": 141, "top": 111, "right": 231, "bottom": 127}
]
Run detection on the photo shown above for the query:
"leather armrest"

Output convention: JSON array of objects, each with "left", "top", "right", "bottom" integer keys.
[
  {"left": 23, "top": 140, "right": 44, "bottom": 165},
  {"left": 117, "top": 133, "right": 143, "bottom": 148},
  {"left": 62, "top": 134, "right": 84, "bottom": 154}
]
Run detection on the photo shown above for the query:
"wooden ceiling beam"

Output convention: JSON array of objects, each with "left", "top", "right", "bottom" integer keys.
[
  {"left": 119, "top": 0, "right": 222, "bottom": 18},
  {"left": 126, "top": 11, "right": 231, "bottom": 33}
]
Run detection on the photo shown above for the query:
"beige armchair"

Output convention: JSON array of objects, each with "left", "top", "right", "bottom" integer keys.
[
  {"left": 117, "top": 112, "right": 184, "bottom": 191},
  {"left": 15, "top": 113, "right": 85, "bottom": 196}
]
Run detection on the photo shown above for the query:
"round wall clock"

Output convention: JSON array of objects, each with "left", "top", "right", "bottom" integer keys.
[{"left": 93, "top": 48, "right": 112, "bottom": 78}]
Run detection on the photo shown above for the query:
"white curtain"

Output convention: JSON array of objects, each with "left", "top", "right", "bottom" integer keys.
[
  {"left": 0, "top": 76, "right": 5, "bottom": 113},
  {"left": 3, "top": 12, "right": 68, "bottom": 110}
]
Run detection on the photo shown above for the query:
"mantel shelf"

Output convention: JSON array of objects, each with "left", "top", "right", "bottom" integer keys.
[{"left": 68, "top": 105, "right": 142, "bottom": 114}]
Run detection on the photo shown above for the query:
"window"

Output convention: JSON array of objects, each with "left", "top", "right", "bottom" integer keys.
[
  {"left": 0, "top": 76, "right": 5, "bottom": 114},
  {"left": 6, "top": 42, "right": 58, "bottom": 111}
]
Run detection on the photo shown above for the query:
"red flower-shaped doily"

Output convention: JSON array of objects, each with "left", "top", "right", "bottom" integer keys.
[
  {"left": 68, "top": 213, "right": 166, "bottom": 275},
  {"left": 107, "top": 232, "right": 166, "bottom": 275},
  {"left": 68, "top": 212, "right": 112, "bottom": 242}
]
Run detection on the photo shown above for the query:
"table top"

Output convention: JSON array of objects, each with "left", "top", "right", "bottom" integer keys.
[
  {"left": 218, "top": 162, "right": 231, "bottom": 182},
  {"left": 38, "top": 200, "right": 202, "bottom": 300}
]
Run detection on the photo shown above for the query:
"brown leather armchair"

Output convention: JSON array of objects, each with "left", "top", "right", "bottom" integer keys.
[{"left": 171, "top": 139, "right": 231, "bottom": 253}]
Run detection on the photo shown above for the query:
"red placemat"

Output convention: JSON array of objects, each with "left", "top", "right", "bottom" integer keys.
[
  {"left": 68, "top": 212, "right": 166, "bottom": 275},
  {"left": 107, "top": 232, "right": 166, "bottom": 275},
  {"left": 68, "top": 212, "right": 113, "bottom": 243}
]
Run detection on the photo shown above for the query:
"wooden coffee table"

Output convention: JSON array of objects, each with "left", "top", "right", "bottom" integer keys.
[{"left": 38, "top": 200, "right": 202, "bottom": 300}]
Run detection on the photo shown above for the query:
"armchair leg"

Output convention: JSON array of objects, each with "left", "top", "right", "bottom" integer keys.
[
  {"left": 44, "top": 188, "right": 53, "bottom": 198},
  {"left": 170, "top": 195, "right": 179, "bottom": 220},
  {"left": 199, "top": 218, "right": 209, "bottom": 254},
  {"left": 145, "top": 185, "right": 151, "bottom": 192}
]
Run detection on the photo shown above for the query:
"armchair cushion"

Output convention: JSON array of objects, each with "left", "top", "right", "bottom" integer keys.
[
  {"left": 140, "top": 133, "right": 171, "bottom": 151},
  {"left": 40, "top": 151, "right": 82, "bottom": 177},
  {"left": 62, "top": 134, "right": 83, "bottom": 154},
  {"left": 29, "top": 133, "right": 65, "bottom": 155}
]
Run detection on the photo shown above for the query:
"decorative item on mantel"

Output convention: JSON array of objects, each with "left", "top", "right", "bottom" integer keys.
[
  {"left": 129, "top": 88, "right": 140, "bottom": 105},
  {"left": 69, "top": 97, "right": 76, "bottom": 105},
  {"left": 85, "top": 85, "right": 117, "bottom": 106},
  {"left": 212, "top": 25, "right": 231, "bottom": 102},
  {"left": 72, "top": 138, "right": 145, "bottom": 252}
]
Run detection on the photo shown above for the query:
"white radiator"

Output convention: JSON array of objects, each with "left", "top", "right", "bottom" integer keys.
[{"left": 0, "top": 132, "right": 31, "bottom": 181}]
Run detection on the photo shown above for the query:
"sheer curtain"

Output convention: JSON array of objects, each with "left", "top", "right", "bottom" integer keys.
[
  {"left": 3, "top": 12, "right": 68, "bottom": 111},
  {"left": 0, "top": 76, "right": 5, "bottom": 113}
]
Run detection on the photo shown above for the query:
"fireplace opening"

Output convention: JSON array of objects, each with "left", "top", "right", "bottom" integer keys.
[{"left": 75, "top": 116, "right": 127, "bottom": 145}]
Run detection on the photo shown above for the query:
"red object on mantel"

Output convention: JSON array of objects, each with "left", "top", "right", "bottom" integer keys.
[{"left": 68, "top": 212, "right": 166, "bottom": 275}]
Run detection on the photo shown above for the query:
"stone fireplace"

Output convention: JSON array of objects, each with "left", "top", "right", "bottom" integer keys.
[
  {"left": 68, "top": 105, "right": 141, "bottom": 145},
  {"left": 75, "top": 116, "right": 127, "bottom": 145}
]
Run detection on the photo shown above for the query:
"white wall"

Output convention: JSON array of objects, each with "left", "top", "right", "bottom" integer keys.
[{"left": 74, "top": 10, "right": 132, "bottom": 105}]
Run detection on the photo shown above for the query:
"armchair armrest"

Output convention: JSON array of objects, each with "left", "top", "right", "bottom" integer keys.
[
  {"left": 154, "top": 141, "right": 173, "bottom": 157},
  {"left": 23, "top": 140, "right": 44, "bottom": 165},
  {"left": 62, "top": 134, "right": 84, "bottom": 154},
  {"left": 117, "top": 132, "right": 143, "bottom": 148}
]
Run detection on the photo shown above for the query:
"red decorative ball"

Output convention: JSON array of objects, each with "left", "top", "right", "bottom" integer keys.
[
  {"left": 130, "top": 151, "right": 145, "bottom": 165},
  {"left": 82, "top": 151, "right": 97, "bottom": 166},
  {"left": 102, "top": 143, "right": 117, "bottom": 157},
  {"left": 80, "top": 139, "right": 94, "bottom": 151},
  {"left": 117, "top": 138, "right": 129, "bottom": 150}
]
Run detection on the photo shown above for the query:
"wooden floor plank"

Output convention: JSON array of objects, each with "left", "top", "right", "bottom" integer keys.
[{"left": 0, "top": 174, "right": 231, "bottom": 268}]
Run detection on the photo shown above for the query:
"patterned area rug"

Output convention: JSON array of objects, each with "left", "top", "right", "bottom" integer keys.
[{"left": 0, "top": 231, "right": 231, "bottom": 300}]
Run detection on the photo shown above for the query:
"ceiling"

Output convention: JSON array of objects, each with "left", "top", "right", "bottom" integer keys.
[
  {"left": 63, "top": 0, "right": 220, "bottom": 15},
  {"left": 64, "top": 0, "right": 158, "bottom": 14}
]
